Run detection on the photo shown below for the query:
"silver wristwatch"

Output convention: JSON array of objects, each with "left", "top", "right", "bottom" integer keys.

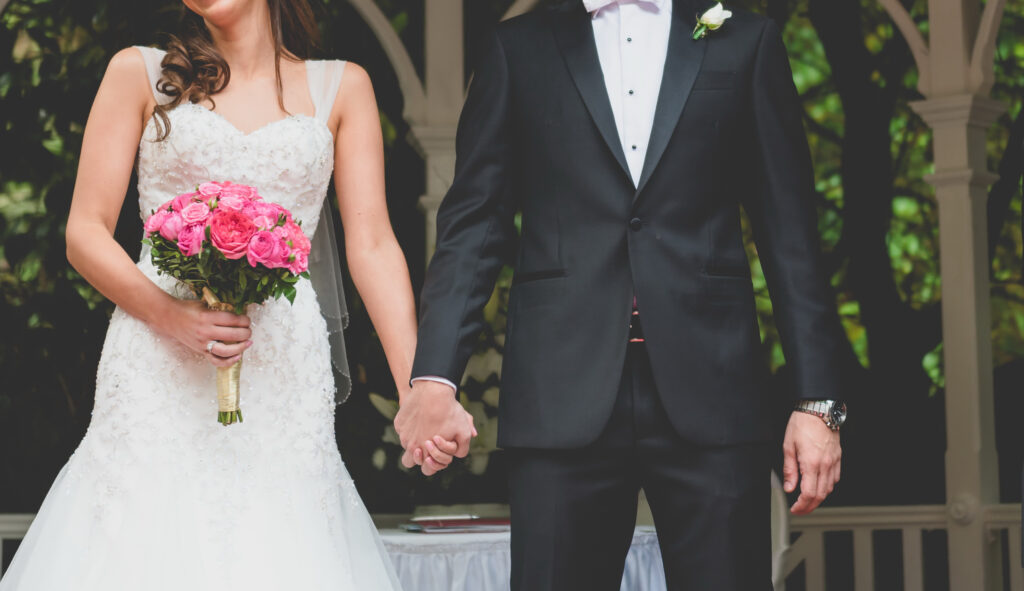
[{"left": 794, "top": 400, "right": 847, "bottom": 431}]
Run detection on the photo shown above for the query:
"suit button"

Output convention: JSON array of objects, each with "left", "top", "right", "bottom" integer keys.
[{"left": 629, "top": 218, "right": 643, "bottom": 231}]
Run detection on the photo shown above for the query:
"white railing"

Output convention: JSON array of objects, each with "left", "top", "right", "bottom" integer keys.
[
  {"left": 784, "top": 503, "right": 1022, "bottom": 591},
  {"left": 1, "top": 506, "right": 1021, "bottom": 588}
]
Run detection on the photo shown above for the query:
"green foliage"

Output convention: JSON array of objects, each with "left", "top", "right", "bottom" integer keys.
[
  {"left": 0, "top": 0, "right": 185, "bottom": 511},
  {"left": 733, "top": 0, "right": 1024, "bottom": 392}
]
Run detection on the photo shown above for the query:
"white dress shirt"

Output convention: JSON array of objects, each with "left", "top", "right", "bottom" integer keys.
[
  {"left": 588, "top": 0, "right": 672, "bottom": 187},
  {"left": 414, "top": 0, "right": 673, "bottom": 393}
]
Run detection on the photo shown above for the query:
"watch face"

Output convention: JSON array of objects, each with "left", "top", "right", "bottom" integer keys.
[{"left": 830, "top": 402, "right": 847, "bottom": 427}]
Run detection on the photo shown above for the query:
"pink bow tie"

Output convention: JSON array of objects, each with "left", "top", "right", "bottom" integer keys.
[{"left": 583, "top": 0, "right": 666, "bottom": 14}]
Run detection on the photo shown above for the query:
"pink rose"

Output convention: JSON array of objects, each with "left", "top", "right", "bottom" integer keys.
[
  {"left": 287, "top": 249, "right": 309, "bottom": 275},
  {"left": 242, "top": 200, "right": 284, "bottom": 221},
  {"left": 209, "top": 210, "right": 256, "bottom": 260},
  {"left": 177, "top": 223, "right": 205, "bottom": 257},
  {"left": 246, "top": 231, "right": 287, "bottom": 268},
  {"left": 197, "top": 182, "right": 223, "bottom": 199},
  {"left": 218, "top": 182, "right": 257, "bottom": 201},
  {"left": 216, "top": 194, "right": 248, "bottom": 212},
  {"left": 144, "top": 210, "right": 170, "bottom": 236},
  {"left": 285, "top": 221, "right": 311, "bottom": 255},
  {"left": 180, "top": 201, "right": 211, "bottom": 225},
  {"left": 171, "top": 191, "right": 200, "bottom": 212},
  {"left": 251, "top": 214, "right": 277, "bottom": 231},
  {"left": 159, "top": 212, "right": 185, "bottom": 242}
]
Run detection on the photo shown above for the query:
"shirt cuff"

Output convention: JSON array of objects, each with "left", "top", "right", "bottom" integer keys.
[{"left": 411, "top": 376, "right": 458, "bottom": 394}]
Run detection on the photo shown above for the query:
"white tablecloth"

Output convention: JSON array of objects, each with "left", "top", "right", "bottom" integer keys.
[{"left": 380, "top": 526, "right": 666, "bottom": 591}]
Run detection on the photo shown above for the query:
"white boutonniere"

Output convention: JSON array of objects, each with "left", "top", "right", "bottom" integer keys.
[{"left": 693, "top": 3, "right": 733, "bottom": 40}]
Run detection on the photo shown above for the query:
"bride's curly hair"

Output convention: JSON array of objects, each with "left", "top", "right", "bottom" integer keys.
[{"left": 152, "top": 0, "right": 321, "bottom": 140}]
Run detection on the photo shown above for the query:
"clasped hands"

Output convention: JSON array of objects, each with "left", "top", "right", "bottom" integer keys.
[{"left": 394, "top": 380, "right": 477, "bottom": 476}]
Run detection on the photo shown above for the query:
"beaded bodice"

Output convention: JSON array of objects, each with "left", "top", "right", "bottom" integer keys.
[{"left": 134, "top": 46, "right": 346, "bottom": 239}]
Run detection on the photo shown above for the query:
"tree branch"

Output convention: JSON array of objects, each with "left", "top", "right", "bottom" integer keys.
[{"left": 987, "top": 105, "right": 1024, "bottom": 263}]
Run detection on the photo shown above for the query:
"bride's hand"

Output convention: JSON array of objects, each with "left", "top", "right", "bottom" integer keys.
[
  {"left": 152, "top": 299, "right": 253, "bottom": 367},
  {"left": 419, "top": 436, "right": 459, "bottom": 474}
]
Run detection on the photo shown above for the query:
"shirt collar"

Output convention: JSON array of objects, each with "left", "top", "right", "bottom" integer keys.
[{"left": 583, "top": 0, "right": 668, "bottom": 16}]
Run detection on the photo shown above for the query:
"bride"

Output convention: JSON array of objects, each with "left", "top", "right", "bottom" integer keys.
[{"left": 0, "top": 0, "right": 474, "bottom": 589}]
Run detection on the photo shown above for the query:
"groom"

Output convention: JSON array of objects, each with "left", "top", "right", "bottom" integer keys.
[{"left": 396, "top": 0, "right": 851, "bottom": 588}]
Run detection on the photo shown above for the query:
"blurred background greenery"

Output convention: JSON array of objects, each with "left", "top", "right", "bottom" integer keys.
[{"left": 0, "top": 0, "right": 1021, "bottom": 528}]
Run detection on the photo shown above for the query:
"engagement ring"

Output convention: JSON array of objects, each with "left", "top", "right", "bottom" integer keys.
[{"left": 206, "top": 340, "right": 218, "bottom": 354}]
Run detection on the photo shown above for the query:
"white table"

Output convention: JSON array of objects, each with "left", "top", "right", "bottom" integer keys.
[{"left": 381, "top": 526, "right": 667, "bottom": 591}]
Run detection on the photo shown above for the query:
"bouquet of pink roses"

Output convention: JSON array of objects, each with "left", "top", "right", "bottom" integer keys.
[{"left": 143, "top": 181, "right": 311, "bottom": 425}]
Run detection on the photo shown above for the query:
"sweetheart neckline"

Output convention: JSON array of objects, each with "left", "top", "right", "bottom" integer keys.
[{"left": 144, "top": 102, "right": 333, "bottom": 141}]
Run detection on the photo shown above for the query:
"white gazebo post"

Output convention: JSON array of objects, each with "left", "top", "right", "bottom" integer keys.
[
  {"left": 412, "top": 0, "right": 543, "bottom": 260},
  {"left": 410, "top": 1, "right": 464, "bottom": 261},
  {"left": 880, "top": 0, "right": 1008, "bottom": 588}
]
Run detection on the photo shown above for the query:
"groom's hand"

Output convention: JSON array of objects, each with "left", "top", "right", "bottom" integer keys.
[
  {"left": 395, "top": 381, "right": 476, "bottom": 476},
  {"left": 782, "top": 411, "right": 842, "bottom": 515}
]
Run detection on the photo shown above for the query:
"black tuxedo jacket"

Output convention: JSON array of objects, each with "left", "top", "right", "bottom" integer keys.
[{"left": 412, "top": 0, "right": 852, "bottom": 448}]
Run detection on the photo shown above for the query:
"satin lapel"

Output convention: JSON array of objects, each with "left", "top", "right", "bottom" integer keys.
[
  {"left": 634, "top": 0, "right": 708, "bottom": 197},
  {"left": 553, "top": 6, "right": 632, "bottom": 184}
]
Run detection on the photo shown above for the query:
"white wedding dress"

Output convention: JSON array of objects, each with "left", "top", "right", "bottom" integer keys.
[{"left": 0, "top": 47, "right": 403, "bottom": 591}]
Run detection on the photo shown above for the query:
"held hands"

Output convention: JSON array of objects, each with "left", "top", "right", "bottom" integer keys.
[
  {"left": 394, "top": 380, "right": 477, "bottom": 476},
  {"left": 151, "top": 299, "right": 253, "bottom": 368},
  {"left": 782, "top": 411, "right": 842, "bottom": 515}
]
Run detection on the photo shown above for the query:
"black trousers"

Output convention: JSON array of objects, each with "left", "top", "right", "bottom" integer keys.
[{"left": 507, "top": 343, "right": 773, "bottom": 591}]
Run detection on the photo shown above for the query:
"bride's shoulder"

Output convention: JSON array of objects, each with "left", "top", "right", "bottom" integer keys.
[
  {"left": 322, "top": 60, "right": 374, "bottom": 131},
  {"left": 338, "top": 61, "right": 371, "bottom": 94},
  {"left": 327, "top": 60, "right": 374, "bottom": 110},
  {"left": 106, "top": 47, "right": 151, "bottom": 77},
  {"left": 99, "top": 47, "right": 156, "bottom": 102}
]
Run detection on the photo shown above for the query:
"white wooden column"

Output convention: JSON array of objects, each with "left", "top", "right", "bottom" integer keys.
[
  {"left": 411, "top": 0, "right": 463, "bottom": 261},
  {"left": 912, "top": 94, "right": 1005, "bottom": 590},
  {"left": 412, "top": 1, "right": 543, "bottom": 261},
  {"left": 877, "top": 0, "right": 1009, "bottom": 587}
]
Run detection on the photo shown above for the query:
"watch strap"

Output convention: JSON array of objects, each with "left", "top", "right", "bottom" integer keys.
[{"left": 794, "top": 400, "right": 842, "bottom": 430}]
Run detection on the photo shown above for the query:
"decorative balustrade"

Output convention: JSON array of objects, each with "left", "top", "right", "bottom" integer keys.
[{"left": 784, "top": 504, "right": 1022, "bottom": 591}]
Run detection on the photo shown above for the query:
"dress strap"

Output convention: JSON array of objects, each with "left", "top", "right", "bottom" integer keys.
[
  {"left": 133, "top": 46, "right": 173, "bottom": 106},
  {"left": 307, "top": 60, "right": 347, "bottom": 123}
]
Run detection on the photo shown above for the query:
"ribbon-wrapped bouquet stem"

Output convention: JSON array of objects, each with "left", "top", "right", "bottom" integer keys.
[{"left": 143, "top": 181, "right": 312, "bottom": 425}]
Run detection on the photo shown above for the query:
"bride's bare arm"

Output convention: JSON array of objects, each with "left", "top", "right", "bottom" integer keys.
[
  {"left": 330, "top": 63, "right": 420, "bottom": 401},
  {"left": 66, "top": 48, "right": 251, "bottom": 367}
]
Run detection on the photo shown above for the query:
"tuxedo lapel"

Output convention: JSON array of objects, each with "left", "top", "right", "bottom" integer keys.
[
  {"left": 634, "top": 0, "right": 708, "bottom": 197},
  {"left": 553, "top": 5, "right": 632, "bottom": 184}
]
